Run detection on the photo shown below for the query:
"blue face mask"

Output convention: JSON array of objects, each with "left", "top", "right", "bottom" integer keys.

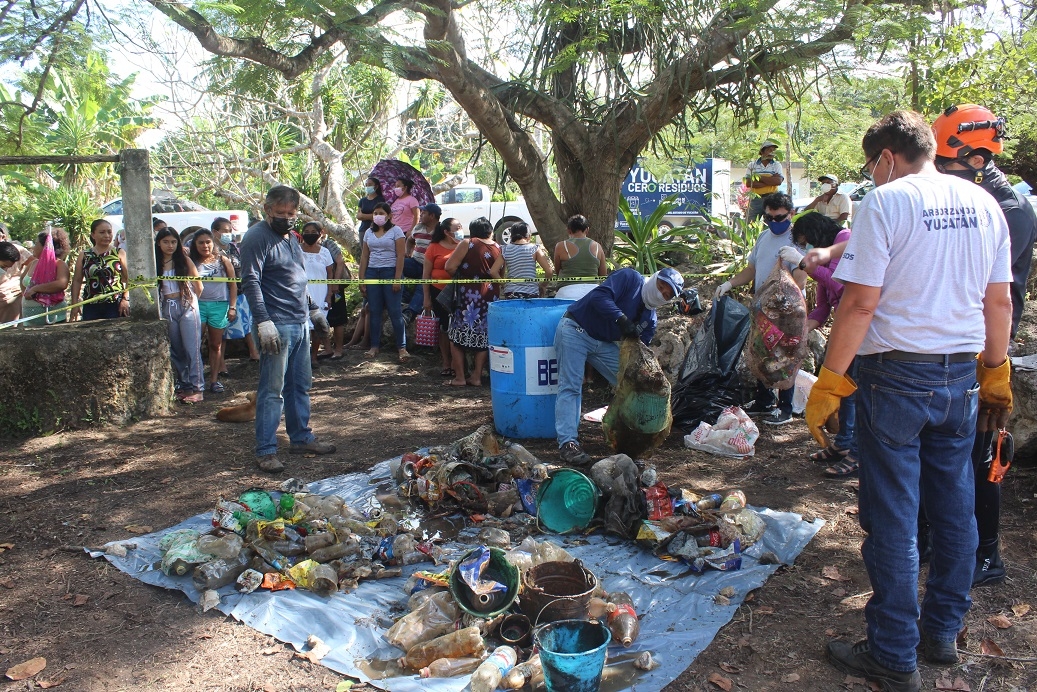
[{"left": 766, "top": 219, "right": 792, "bottom": 235}]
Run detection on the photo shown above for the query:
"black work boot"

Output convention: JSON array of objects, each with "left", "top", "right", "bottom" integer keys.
[
  {"left": 972, "top": 541, "right": 1006, "bottom": 587},
  {"left": 916, "top": 620, "right": 959, "bottom": 664},
  {"left": 827, "top": 639, "right": 920, "bottom": 692}
]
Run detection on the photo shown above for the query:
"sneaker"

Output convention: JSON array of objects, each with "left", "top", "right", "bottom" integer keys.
[
  {"left": 826, "top": 639, "right": 920, "bottom": 692},
  {"left": 256, "top": 454, "right": 285, "bottom": 473},
  {"left": 762, "top": 408, "right": 793, "bottom": 425},
  {"left": 916, "top": 623, "right": 959, "bottom": 665},
  {"left": 559, "top": 441, "right": 592, "bottom": 466},
  {"left": 402, "top": 309, "right": 415, "bottom": 324},
  {"left": 289, "top": 440, "right": 337, "bottom": 455},
  {"left": 743, "top": 399, "right": 774, "bottom": 416}
]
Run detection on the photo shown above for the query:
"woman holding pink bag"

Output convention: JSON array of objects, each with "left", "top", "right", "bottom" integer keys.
[{"left": 20, "top": 229, "right": 71, "bottom": 326}]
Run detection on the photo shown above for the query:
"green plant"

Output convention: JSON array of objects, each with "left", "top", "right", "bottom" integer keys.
[
  {"left": 35, "top": 186, "right": 102, "bottom": 249},
  {"left": 613, "top": 195, "right": 705, "bottom": 274}
]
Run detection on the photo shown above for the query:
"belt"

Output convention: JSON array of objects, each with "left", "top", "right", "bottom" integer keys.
[{"left": 864, "top": 351, "right": 977, "bottom": 364}]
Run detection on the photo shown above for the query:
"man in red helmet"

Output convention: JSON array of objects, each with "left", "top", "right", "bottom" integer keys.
[{"left": 920, "top": 105, "right": 1037, "bottom": 588}]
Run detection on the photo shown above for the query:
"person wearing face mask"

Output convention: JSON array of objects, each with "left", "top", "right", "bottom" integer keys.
[
  {"left": 213, "top": 217, "right": 260, "bottom": 364},
  {"left": 359, "top": 201, "right": 410, "bottom": 362},
  {"left": 422, "top": 217, "right": 463, "bottom": 376},
  {"left": 714, "top": 192, "right": 808, "bottom": 425},
  {"left": 804, "top": 111, "right": 1012, "bottom": 692},
  {"left": 553, "top": 266, "right": 683, "bottom": 466},
  {"left": 803, "top": 174, "right": 852, "bottom": 225},
  {"left": 357, "top": 177, "right": 386, "bottom": 248},
  {"left": 915, "top": 105, "right": 1037, "bottom": 590},
  {"left": 299, "top": 222, "right": 335, "bottom": 368},
  {"left": 239, "top": 185, "right": 336, "bottom": 473},
  {"left": 390, "top": 177, "right": 420, "bottom": 237}
]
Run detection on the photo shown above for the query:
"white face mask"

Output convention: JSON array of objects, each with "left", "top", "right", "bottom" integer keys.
[
  {"left": 220, "top": 233, "right": 233, "bottom": 244},
  {"left": 641, "top": 274, "right": 669, "bottom": 310},
  {"left": 394, "top": 187, "right": 404, "bottom": 195},
  {"left": 819, "top": 183, "right": 833, "bottom": 194},
  {"left": 453, "top": 230, "right": 464, "bottom": 241},
  {"left": 373, "top": 214, "right": 388, "bottom": 226}
]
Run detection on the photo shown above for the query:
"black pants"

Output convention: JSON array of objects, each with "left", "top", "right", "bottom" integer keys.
[
  {"left": 919, "top": 430, "right": 999, "bottom": 550},
  {"left": 755, "top": 380, "right": 794, "bottom": 414}
]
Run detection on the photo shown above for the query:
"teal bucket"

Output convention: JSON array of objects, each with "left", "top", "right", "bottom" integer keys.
[
  {"left": 536, "top": 469, "right": 600, "bottom": 534},
  {"left": 488, "top": 298, "right": 574, "bottom": 439},
  {"left": 535, "top": 619, "right": 611, "bottom": 692}
]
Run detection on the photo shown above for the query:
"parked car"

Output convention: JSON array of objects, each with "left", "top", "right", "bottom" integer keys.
[
  {"left": 103, "top": 192, "right": 249, "bottom": 242},
  {"left": 436, "top": 184, "right": 537, "bottom": 243}
]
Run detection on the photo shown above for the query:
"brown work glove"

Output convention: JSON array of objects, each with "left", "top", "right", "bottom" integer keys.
[
  {"left": 976, "top": 355, "right": 1012, "bottom": 432},
  {"left": 805, "top": 366, "right": 858, "bottom": 447}
]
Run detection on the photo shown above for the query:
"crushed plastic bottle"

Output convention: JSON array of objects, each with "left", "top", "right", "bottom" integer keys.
[
  {"left": 420, "top": 656, "right": 486, "bottom": 678},
  {"left": 718, "top": 490, "right": 747, "bottom": 513},
  {"left": 192, "top": 551, "right": 251, "bottom": 591},
  {"left": 640, "top": 465, "right": 658, "bottom": 487},
  {"left": 304, "top": 532, "right": 336, "bottom": 553},
  {"left": 398, "top": 626, "right": 485, "bottom": 670},
  {"left": 308, "top": 540, "right": 362, "bottom": 563},
  {"left": 477, "top": 527, "right": 511, "bottom": 549},
  {"left": 196, "top": 533, "right": 244, "bottom": 560},
  {"left": 606, "top": 592, "right": 641, "bottom": 646},
  {"left": 386, "top": 590, "right": 462, "bottom": 652},
  {"left": 694, "top": 493, "right": 724, "bottom": 511},
  {"left": 470, "top": 646, "right": 518, "bottom": 692}
]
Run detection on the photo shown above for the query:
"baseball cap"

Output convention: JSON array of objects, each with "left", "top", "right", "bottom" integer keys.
[
  {"left": 760, "top": 140, "right": 780, "bottom": 152},
  {"left": 818, "top": 173, "right": 839, "bottom": 184},
  {"left": 655, "top": 267, "right": 684, "bottom": 298},
  {"left": 420, "top": 203, "right": 442, "bottom": 217}
]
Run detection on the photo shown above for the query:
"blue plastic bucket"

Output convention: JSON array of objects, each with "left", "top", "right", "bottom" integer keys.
[
  {"left": 534, "top": 619, "right": 611, "bottom": 692},
  {"left": 488, "top": 298, "right": 573, "bottom": 439},
  {"left": 536, "top": 469, "right": 600, "bottom": 534}
]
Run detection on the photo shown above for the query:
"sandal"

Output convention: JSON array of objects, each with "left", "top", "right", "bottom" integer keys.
[
  {"left": 824, "top": 457, "right": 859, "bottom": 478},
  {"left": 810, "top": 444, "right": 848, "bottom": 465},
  {"left": 209, "top": 381, "right": 225, "bottom": 393},
  {"left": 439, "top": 368, "right": 455, "bottom": 377}
]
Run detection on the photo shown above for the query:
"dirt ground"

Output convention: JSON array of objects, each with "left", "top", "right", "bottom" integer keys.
[{"left": 1, "top": 346, "right": 1036, "bottom": 692}]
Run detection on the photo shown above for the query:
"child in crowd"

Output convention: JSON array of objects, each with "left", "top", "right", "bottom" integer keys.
[{"left": 155, "top": 227, "right": 204, "bottom": 403}]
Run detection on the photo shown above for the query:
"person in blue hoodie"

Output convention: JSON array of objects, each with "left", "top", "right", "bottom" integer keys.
[{"left": 554, "top": 266, "right": 684, "bottom": 465}]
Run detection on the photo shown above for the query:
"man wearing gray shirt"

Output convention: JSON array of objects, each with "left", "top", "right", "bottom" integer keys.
[{"left": 240, "top": 186, "right": 335, "bottom": 472}]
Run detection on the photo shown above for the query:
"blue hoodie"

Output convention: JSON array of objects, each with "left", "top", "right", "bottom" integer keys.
[{"left": 564, "top": 267, "right": 655, "bottom": 344}]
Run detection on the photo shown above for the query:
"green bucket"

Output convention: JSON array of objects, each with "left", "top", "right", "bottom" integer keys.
[
  {"left": 449, "top": 546, "right": 520, "bottom": 618},
  {"left": 536, "top": 469, "right": 601, "bottom": 534}
]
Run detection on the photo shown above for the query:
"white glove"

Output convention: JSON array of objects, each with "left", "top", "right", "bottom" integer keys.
[
  {"left": 714, "top": 281, "right": 732, "bottom": 300},
  {"left": 779, "top": 246, "right": 804, "bottom": 266},
  {"left": 310, "top": 308, "right": 330, "bottom": 338},
  {"left": 257, "top": 320, "right": 281, "bottom": 355}
]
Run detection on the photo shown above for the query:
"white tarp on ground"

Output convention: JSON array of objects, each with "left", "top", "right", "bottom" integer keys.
[{"left": 95, "top": 458, "right": 823, "bottom": 692}]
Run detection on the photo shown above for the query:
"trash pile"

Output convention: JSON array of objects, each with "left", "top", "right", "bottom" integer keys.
[{"left": 150, "top": 424, "right": 768, "bottom": 686}]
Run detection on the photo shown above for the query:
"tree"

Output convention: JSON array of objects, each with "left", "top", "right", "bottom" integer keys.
[{"left": 137, "top": 0, "right": 920, "bottom": 250}]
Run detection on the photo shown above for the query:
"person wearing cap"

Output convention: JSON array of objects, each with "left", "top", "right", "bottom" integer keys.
[
  {"left": 715, "top": 191, "right": 808, "bottom": 426},
  {"left": 554, "top": 267, "right": 683, "bottom": 466},
  {"left": 804, "top": 174, "right": 852, "bottom": 225},
  {"left": 402, "top": 202, "right": 443, "bottom": 321},
  {"left": 743, "top": 140, "right": 785, "bottom": 223}
]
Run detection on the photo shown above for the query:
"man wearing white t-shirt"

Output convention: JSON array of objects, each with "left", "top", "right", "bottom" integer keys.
[{"left": 805, "top": 111, "right": 1013, "bottom": 692}]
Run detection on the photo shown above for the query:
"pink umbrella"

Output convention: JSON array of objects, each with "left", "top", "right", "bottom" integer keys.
[{"left": 369, "top": 159, "right": 435, "bottom": 206}]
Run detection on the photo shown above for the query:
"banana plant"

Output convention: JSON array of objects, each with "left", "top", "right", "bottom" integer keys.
[{"left": 613, "top": 194, "right": 707, "bottom": 274}]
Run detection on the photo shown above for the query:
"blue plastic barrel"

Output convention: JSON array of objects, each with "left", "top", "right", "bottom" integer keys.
[
  {"left": 487, "top": 298, "right": 573, "bottom": 439},
  {"left": 535, "top": 619, "right": 611, "bottom": 692}
]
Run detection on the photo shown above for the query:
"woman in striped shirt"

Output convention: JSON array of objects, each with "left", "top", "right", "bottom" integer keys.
[{"left": 501, "top": 223, "right": 553, "bottom": 298}]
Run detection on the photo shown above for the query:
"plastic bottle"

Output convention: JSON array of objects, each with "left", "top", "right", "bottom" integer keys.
[
  {"left": 278, "top": 493, "right": 295, "bottom": 517},
  {"left": 419, "top": 656, "right": 486, "bottom": 678},
  {"left": 329, "top": 514, "right": 373, "bottom": 537},
  {"left": 606, "top": 592, "right": 641, "bottom": 646},
  {"left": 406, "top": 586, "right": 447, "bottom": 612},
  {"left": 166, "top": 558, "right": 193, "bottom": 577},
  {"left": 392, "top": 533, "right": 417, "bottom": 558},
  {"left": 719, "top": 490, "right": 747, "bottom": 513},
  {"left": 308, "top": 540, "right": 362, "bottom": 563},
  {"left": 386, "top": 590, "right": 461, "bottom": 651},
  {"left": 304, "top": 532, "right": 336, "bottom": 553},
  {"left": 308, "top": 563, "right": 339, "bottom": 597},
  {"left": 695, "top": 528, "right": 723, "bottom": 547},
  {"left": 398, "top": 626, "right": 485, "bottom": 670},
  {"left": 250, "top": 540, "right": 290, "bottom": 572},
  {"left": 196, "top": 533, "right": 244, "bottom": 560},
  {"left": 192, "top": 551, "right": 251, "bottom": 591},
  {"left": 470, "top": 646, "right": 518, "bottom": 692},
  {"left": 694, "top": 493, "right": 724, "bottom": 511},
  {"left": 503, "top": 654, "right": 541, "bottom": 690}
]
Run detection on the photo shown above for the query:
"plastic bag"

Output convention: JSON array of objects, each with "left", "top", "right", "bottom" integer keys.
[
  {"left": 746, "top": 264, "right": 808, "bottom": 389},
  {"left": 602, "top": 338, "right": 672, "bottom": 459},
  {"left": 671, "top": 296, "right": 751, "bottom": 432},
  {"left": 29, "top": 232, "right": 64, "bottom": 307},
  {"left": 415, "top": 311, "right": 440, "bottom": 347},
  {"left": 791, "top": 369, "right": 817, "bottom": 415},
  {"left": 683, "top": 406, "right": 760, "bottom": 458}
]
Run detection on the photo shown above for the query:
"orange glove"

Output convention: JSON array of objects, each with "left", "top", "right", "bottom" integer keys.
[
  {"left": 805, "top": 366, "right": 858, "bottom": 447},
  {"left": 976, "top": 355, "right": 1012, "bottom": 432}
]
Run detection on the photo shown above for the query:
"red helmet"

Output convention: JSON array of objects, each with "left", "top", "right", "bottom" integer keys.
[{"left": 932, "top": 104, "right": 1006, "bottom": 159}]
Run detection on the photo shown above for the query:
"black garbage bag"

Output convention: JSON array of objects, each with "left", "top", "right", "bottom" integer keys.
[{"left": 670, "top": 295, "right": 751, "bottom": 432}]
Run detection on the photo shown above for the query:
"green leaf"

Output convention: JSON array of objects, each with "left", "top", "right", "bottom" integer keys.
[{"left": 336, "top": 681, "right": 355, "bottom": 692}]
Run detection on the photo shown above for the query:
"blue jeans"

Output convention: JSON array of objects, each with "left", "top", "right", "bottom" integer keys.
[
  {"left": 833, "top": 357, "right": 860, "bottom": 455},
  {"left": 161, "top": 298, "right": 204, "bottom": 393},
  {"left": 366, "top": 266, "right": 407, "bottom": 350},
  {"left": 856, "top": 357, "right": 979, "bottom": 672},
  {"left": 554, "top": 317, "right": 620, "bottom": 447},
  {"left": 254, "top": 321, "right": 314, "bottom": 456},
  {"left": 755, "top": 380, "right": 794, "bottom": 413},
  {"left": 402, "top": 256, "right": 424, "bottom": 314}
]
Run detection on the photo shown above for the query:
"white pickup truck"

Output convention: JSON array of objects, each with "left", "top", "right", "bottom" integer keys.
[
  {"left": 436, "top": 184, "right": 538, "bottom": 243},
  {"left": 102, "top": 194, "right": 250, "bottom": 242}
]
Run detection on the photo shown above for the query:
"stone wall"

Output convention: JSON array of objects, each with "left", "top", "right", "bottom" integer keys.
[{"left": 0, "top": 319, "right": 173, "bottom": 436}]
